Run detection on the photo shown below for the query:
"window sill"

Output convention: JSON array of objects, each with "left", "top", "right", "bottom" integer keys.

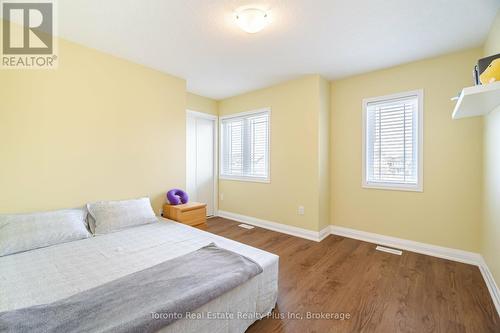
[
  {"left": 219, "top": 175, "right": 270, "bottom": 184},
  {"left": 362, "top": 182, "right": 423, "bottom": 192}
]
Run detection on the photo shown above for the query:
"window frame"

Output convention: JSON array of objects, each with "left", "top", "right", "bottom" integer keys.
[
  {"left": 362, "top": 89, "right": 424, "bottom": 192},
  {"left": 219, "top": 107, "right": 271, "bottom": 183}
]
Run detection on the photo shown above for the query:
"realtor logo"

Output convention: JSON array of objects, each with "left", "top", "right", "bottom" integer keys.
[{"left": 1, "top": 0, "right": 58, "bottom": 68}]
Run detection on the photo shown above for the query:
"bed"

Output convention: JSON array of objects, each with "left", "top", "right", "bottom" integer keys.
[{"left": 0, "top": 218, "right": 279, "bottom": 333}]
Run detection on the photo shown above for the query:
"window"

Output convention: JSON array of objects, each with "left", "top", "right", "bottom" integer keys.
[
  {"left": 363, "top": 90, "right": 423, "bottom": 191},
  {"left": 220, "top": 108, "right": 270, "bottom": 182}
]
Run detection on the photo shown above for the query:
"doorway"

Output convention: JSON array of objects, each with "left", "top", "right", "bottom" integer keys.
[{"left": 186, "top": 110, "right": 217, "bottom": 216}]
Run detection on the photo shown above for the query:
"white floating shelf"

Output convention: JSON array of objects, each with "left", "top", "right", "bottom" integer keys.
[{"left": 452, "top": 81, "right": 500, "bottom": 119}]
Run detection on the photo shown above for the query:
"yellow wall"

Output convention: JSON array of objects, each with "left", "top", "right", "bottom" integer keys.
[
  {"left": 330, "top": 48, "right": 483, "bottom": 251},
  {"left": 218, "top": 75, "right": 327, "bottom": 231},
  {"left": 482, "top": 11, "right": 500, "bottom": 290},
  {"left": 0, "top": 38, "right": 186, "bottom": 215},
  {"left": 186, "top": 92, "right": 218, "bottom": 115}
]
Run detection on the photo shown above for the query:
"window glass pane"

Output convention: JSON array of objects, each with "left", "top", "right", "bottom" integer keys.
[
  {"left": 228, "top": 120, "right": 243, "bottom": 175},
  {"left": 221, "top": 110, "right": 269, "bottom": 180},
  {"left": 365, "top": 95, "right": 419, "bottom": 187}
]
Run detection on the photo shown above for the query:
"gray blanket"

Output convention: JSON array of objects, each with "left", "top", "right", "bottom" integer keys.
[{"left": 0, "top": 243, "right": 263, "bottom": 333}]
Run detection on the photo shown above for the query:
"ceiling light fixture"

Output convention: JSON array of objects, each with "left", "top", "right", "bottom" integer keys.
[{"left": 235, "top": 8, "right": 269, "bottom": 33}]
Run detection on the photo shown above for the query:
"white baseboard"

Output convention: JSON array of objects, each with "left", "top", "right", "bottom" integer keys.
[
  {"left": 216, "top": 211, "right": 499, "bottom": 315},
  {"left": 329, "top": 225, "right": 481, "bottom": 265},
  {"left": 330, "top": 225, "right": 499, "bottom": 315},
  {"left": 318, "top": 225, "right": 331, "bottom": 241},
  {"left": 478, "top": 257, "right": 500, "bottom": 316},
  {"left": 217, "top": 210, "right": 330, "bottom": 242}
]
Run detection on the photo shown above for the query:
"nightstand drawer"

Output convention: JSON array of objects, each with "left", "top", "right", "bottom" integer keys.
[{"left": 177, "top": 208, "right": 205, "bottom": 224}]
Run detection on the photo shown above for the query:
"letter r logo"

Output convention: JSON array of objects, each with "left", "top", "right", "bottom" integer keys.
[{"left": 2, "top": 2, "right": 53, "bottom": 55}]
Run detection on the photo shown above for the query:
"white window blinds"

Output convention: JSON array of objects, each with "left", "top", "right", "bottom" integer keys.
[
  {"left": 221, "top": 109, "right": 270, "bottom": 181},
  {"left": 364, "top": 91, "right": 423, "bottom": 191}
]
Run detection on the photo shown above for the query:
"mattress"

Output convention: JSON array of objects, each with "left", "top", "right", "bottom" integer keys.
[{"left": 0, "top": 218, "right": 279, "bottom": 333}]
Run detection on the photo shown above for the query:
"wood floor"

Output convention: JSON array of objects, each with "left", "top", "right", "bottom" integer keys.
[{"left": 205, "top": 217, "right": 500, "bottom": 333}]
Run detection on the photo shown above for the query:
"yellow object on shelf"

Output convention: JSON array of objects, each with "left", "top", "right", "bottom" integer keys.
[{"left": 480, "top": 58, "right": 500, "bottom": 84}]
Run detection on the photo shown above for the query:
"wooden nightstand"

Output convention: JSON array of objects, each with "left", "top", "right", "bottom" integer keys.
[{"left": 162, "top": 202, "right": 207, "bottom": 230}]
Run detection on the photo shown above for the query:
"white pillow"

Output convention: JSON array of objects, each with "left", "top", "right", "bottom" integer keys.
[
  {"left": 0, "top": 208, "right": 91, "bottom": 257},
  {"left": 87, "top": 197, "right": 157, "bottom": 235}
]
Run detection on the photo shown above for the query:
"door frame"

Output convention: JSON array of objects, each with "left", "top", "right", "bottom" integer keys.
[{"left": 186, "top": 110, "right": 218, "bottom": 216}]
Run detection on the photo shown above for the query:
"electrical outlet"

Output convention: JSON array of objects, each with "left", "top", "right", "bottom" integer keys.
[
  {"left": 298, "top": 206, "right": 305, "bottom": 215},
  {"left": 220, "top": 193, "right": 224, "bottom": 201}
]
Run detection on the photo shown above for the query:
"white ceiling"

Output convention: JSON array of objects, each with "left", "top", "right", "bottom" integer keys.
[{"left": 57, "top": 0, "right": 499, "bottom": 99}]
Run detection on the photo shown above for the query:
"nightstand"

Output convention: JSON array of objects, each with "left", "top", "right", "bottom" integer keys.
[{"left": 162, "top": 202, "right": 207, "bottom": 229}]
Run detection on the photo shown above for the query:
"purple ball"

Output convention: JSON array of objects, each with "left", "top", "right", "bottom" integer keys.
[{"left": 166, "top": 189, "right": 189, "bottom": 205}]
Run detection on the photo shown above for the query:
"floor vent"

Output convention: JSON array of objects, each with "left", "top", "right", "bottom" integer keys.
[
  {"left": 238, "top": 224, "right": 255, "bottom": 230},
  {"left": 375, "top": 245, "right": 403, "bottom": 255}
]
